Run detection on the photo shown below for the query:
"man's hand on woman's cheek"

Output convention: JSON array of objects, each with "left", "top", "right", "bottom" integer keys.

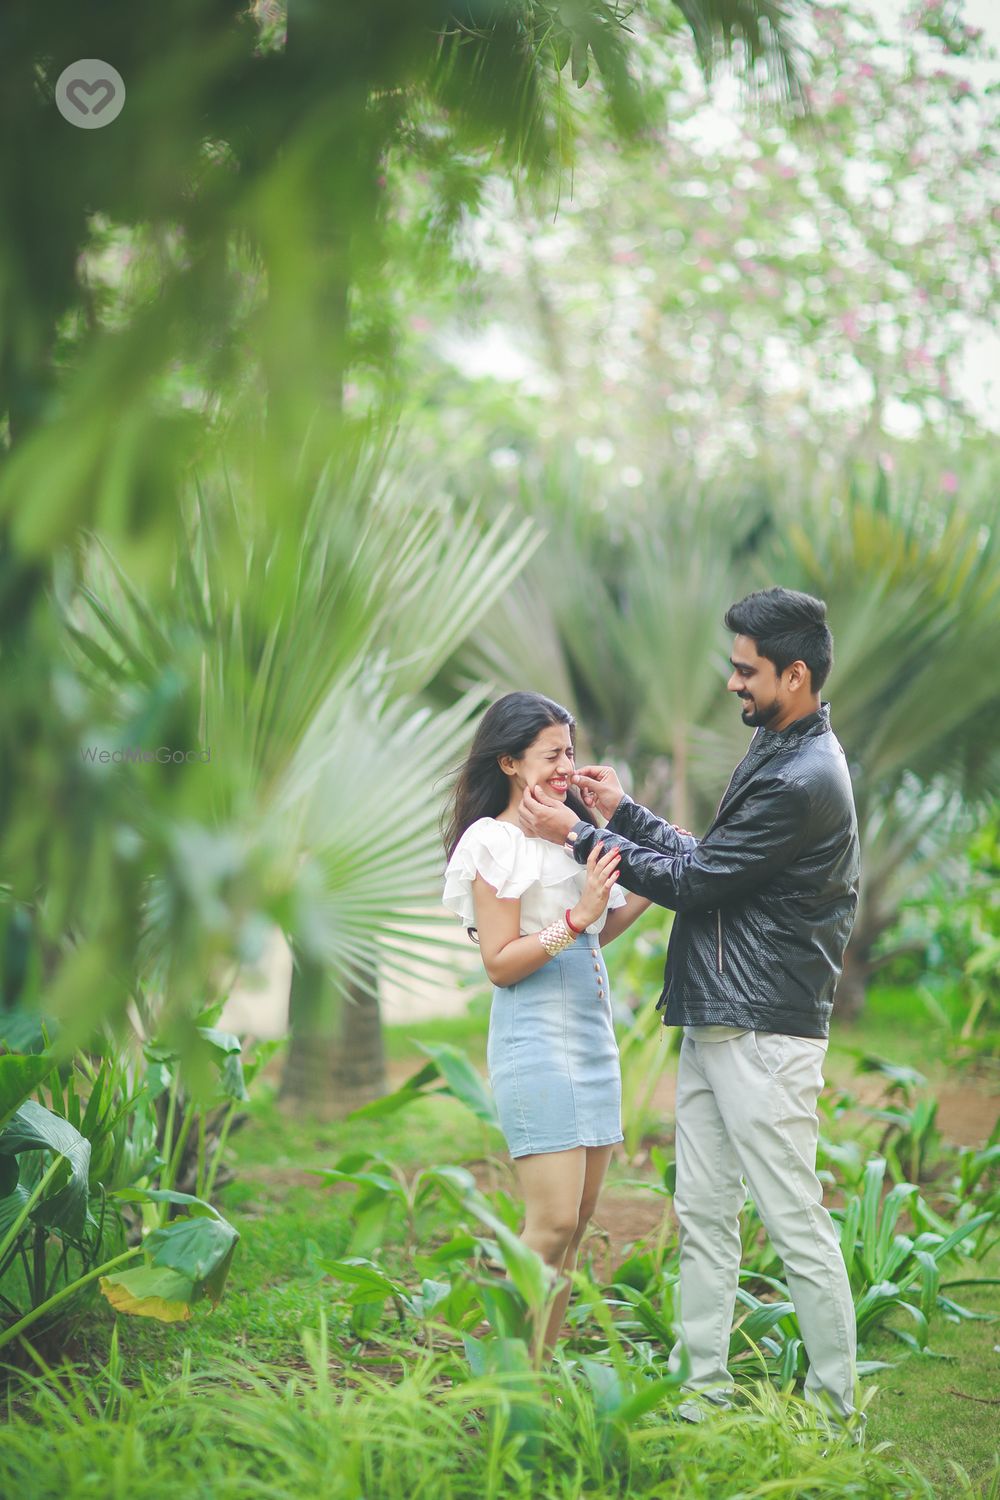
[{"left": 518, "top": 783, "right": 578, "bottom": 843}]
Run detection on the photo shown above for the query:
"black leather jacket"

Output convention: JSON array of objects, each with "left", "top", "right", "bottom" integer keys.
[{"left": 568, "top": 705, "right": 860, "bottom": 1038}]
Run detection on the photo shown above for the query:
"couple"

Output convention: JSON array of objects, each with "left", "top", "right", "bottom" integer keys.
[{"left": 442, "top": 586, "right": 862, "bottom": 1432}]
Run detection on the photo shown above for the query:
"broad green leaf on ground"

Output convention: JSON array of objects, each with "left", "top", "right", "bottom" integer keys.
[
  {"left": 145, "top": 1215, "right": 239, "bottom": 1286},
  {"left": 99, "top": 1207, "right": 239, "bottom": 1321},
  {"left": 100, "top": 1265, "right": 196, "bottom": 1322},
  {"left": 0, "top": 1099, "right": 91, "bottom": 1236}
]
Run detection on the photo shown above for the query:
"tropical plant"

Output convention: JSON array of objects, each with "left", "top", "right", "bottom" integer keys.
[
  {"left": 832, "top": 1156, "right": 999, "bottom": 1354},
  {"left": 52, "top": 439, "right": 542, "bottom": 1110},
  {"left": 0, "top": 1044, "right": 242, "bottom": 1355},
  {"left": 0, "top": 1004, "right": 272, "bottom": 1354}
]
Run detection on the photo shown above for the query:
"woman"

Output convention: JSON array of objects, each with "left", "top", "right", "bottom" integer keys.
[{"left": 442, "top": 691, "right": 651, "bottom": 1354}]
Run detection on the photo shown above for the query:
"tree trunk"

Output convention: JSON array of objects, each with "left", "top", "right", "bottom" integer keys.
[
  {"left": 282, "top": 944, "right": 386, "bottom": 1117},
  {"left": 833, "top": 942, "right": 870, "bottom": 1022}
]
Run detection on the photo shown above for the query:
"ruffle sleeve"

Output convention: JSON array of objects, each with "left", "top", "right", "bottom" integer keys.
[
  {"left": 442, "top": 819, "right": 532, "bottom": 927},
  {"left": 443, "top": 817, "right": 628, "bottom": 929}
]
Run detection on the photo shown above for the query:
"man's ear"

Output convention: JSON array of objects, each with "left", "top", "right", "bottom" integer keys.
[{"left": 787, "top": 659, "right": 809, "bottom": 691}]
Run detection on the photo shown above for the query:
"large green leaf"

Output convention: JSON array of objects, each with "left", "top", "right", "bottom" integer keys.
[
  {"left": 145, "top": 1215, "right": 239, "bottom": 1285},
  {"left": 415, "top": 1043, "right": 499, "bottom": 1129},
  {"left": 318, "top": 1257, "right": 405, "bottom": 1306},
  {"left": 462, "top": 1198, "right": 554, "bottom": 1312},
  {"left": 0, "top": 1099, "right": 91, "bottom": 1237},
  {"left": 100, "top": 1264, "right": 197, "bottom": 1323},
  {"left": 110, "top": 1186, "right": 223, "bottom": 1219},
  {"left": 345, "top": 1044, "right": 500, "bottom": 1130},
  {"left": 99, "top": 1206, "right": 239, "bottom": 1321},
  {"left": 0, "top": 1183, "right": 29, "bottom": 1239},
  {"left": 0, "top": 1053, "right": 53, "bottom": 1130}
]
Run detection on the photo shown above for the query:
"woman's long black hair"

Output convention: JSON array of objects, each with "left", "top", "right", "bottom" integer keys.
[{"left": 442, "top": 691, "right": 597, "bottom": 860}]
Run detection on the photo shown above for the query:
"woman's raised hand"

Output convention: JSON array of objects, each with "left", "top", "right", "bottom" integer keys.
[{"left": 570, "top": 841, "right": 621, "bottom": 930}]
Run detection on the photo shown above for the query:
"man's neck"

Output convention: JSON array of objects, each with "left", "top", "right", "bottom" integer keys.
[{"left": 766, "top": 697, "right": 822, "bottom": 734}]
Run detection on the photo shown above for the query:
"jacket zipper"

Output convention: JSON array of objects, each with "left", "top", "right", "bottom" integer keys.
[{"left": 716, "top": 910, "right": 724, "bottom": 974}]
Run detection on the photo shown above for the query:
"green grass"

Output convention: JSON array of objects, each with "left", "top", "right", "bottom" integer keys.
[
  {"left": 4, "top": 1343, "right": 973, "bottom": 1500},
  {"left": 865, "top": 1274, "right": 1000, "bottom": 1493},
  {"left": 2, "top": 986, "right": 998, "bottom": 1498}
]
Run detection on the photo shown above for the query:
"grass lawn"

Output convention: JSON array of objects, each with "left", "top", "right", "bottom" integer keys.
[
  {"left": 44, "top": 987, "right": 995, "bottom": 1492},
  {"left": 4, "top": 986, "right": 997, "bottom": 1497}
]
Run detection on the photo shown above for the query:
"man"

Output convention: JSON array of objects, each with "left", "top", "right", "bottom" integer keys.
[{"left": 519, "top": 586, "right": 862, "bottom": 1433}]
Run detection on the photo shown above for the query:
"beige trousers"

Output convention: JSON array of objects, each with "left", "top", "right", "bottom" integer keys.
[{"left": 667, "top": 1028, "right": 860, "bottom": 1425}]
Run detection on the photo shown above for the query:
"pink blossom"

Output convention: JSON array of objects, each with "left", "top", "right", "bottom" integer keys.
[
  {"left": 696, "top": 258, "right": 714, "bottom": 271},
  {"left": 409, "top": 316, "right": 432, "bottom": 333},
  {"left": 878, "top": 452, "right": 895, "bottom": 472},
  {"left": 837, "top": 310, "right": 860, "bottom": 339},
  {"left": 858, "top": 63, "right": 875, "bottom": 79},
  {"left": 376, "top": 175, "right": 387, "bottom": 188},
  {"left": 777, "top": 163, "right": 796, "bottom": 179},
  {"left": 832, "top": 90, "right": 848, "bottom": 106},
  {"left": 613, "top": 249, "right": 640, "bottom": 264},
  {"left": 940, "top": 470, "right": 959, "bottom": 493}
]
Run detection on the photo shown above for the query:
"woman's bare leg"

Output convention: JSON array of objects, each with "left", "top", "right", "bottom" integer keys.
[
  {"left": 513, "top": 1147, "right": 587, "bottom": 1357},
  {"left": 513, "top": 1144, "right": 615, "bottom": 1356},
  {"left": 544, "top": 1144, "right": 614, "bottom": 1349}
]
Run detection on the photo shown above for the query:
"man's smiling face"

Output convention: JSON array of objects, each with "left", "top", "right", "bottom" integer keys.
[{"left": 726, "top": 634, "right": 784, "bottom": 728}]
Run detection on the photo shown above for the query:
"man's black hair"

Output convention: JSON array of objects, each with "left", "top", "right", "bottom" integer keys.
[{"left": 724, "top": 587, "right": 833, "bottom": 691}]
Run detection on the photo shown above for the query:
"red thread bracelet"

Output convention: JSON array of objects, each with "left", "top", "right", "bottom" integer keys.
[{"left": 564, "top": 908, "right": 584, "bottom": 935}]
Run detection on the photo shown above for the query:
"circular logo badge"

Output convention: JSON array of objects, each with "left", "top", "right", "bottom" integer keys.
[{"left": 56, "top": 60, "right": 126, "bottom": 129}]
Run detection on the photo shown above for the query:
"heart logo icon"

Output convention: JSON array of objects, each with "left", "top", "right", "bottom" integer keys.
[
  {"left": 66, "top": 78, "right": 116, "bottom": 116},
  {"left": 56, "top": 60, "right": 126, "bottom": 129}
]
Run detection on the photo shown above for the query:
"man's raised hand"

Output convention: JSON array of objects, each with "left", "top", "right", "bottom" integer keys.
[
  {"left": 518, "top": 782, "right": 578, "bottom": 844},
  {"left": 571, "top": 765, "right": 625, "bottom": 820}
]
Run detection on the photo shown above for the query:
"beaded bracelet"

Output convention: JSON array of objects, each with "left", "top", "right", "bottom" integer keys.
[{"left": 537, "top": 917, "right": 576, "bottom": 957}]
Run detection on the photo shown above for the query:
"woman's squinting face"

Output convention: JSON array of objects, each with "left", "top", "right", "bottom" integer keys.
[{"left": 506, "top": 723, "right": 575, "bottom": 799}]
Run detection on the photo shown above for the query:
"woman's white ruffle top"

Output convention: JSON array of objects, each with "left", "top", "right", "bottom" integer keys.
[{"left": 443, "top": 817, "right": 627, "bottom": 936}]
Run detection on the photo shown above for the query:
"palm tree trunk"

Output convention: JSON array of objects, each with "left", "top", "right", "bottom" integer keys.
[
  {"left": 834, "top": 943, "right": 869, "bottom": 1022},
  {"left": 282, "top": 944, "right": 386, "bottom": 1116}
]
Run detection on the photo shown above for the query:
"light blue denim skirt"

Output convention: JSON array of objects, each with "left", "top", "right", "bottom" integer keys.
[{"left": 486, "top": 932, "right": 623, "bottom": 1159}]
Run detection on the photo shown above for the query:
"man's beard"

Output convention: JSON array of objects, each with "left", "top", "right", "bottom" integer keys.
[{"left": 739, "top": 695, "right": 781, "bottom": 728}]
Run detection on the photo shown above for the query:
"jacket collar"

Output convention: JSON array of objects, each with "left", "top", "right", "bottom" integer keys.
[{"left": 758, "top": 701, "right": 830, "bottom": 745}]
